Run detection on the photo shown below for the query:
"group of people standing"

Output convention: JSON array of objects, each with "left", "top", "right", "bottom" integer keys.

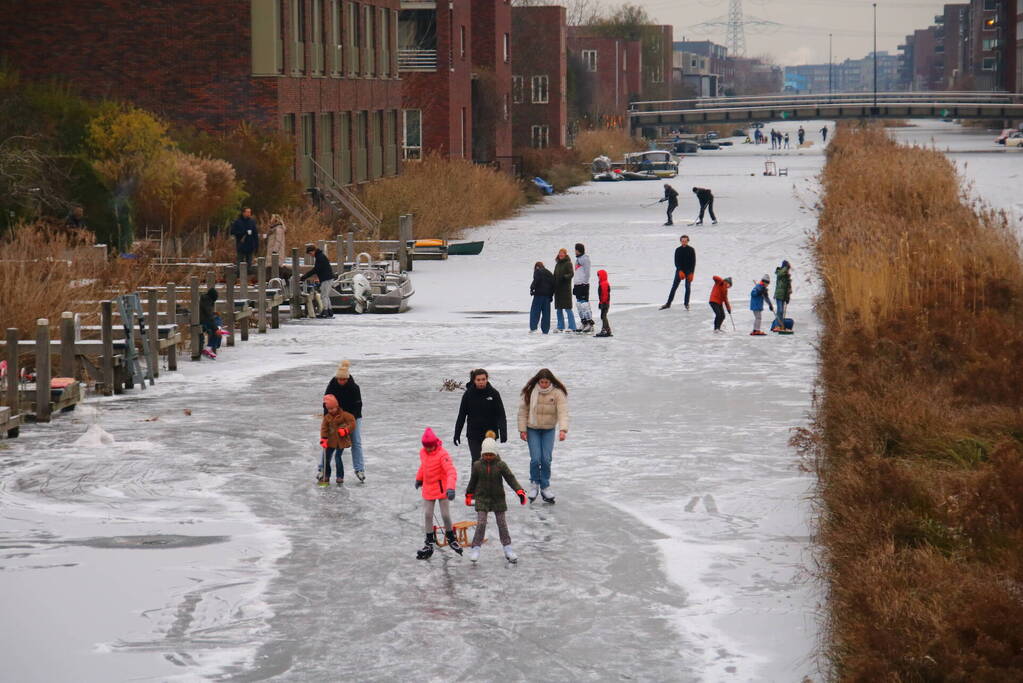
[
  {"left": 229, "top": 207, "right": 288, "bottom": 267},
  {"left": 529, "top": 243, "right": 612, "bottom": 337}
]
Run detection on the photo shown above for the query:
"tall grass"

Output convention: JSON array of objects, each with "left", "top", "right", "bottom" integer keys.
[
  {"left": 572, "top": 128, "right": 645, "bottom": 161},
  {"left": 802, "top": 124, "right": 1023, "bottom": 679}
]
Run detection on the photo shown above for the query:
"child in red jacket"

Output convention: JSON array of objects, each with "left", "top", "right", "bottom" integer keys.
[
  {"left": 415, "top": 427, "right": 462, "bottom": 559},
  {"left": 595, "top": 269, "right": 612, "bottom": 338}
]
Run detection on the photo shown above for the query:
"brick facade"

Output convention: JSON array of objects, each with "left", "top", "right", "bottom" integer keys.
[
  {"left": 510, "top": 6, "right": 567, "bottom": 150},
  {"left": 643, "top": 25, "right": 674, "bottom": 101},
  {"left": 0, "top": 0, "right": 403, "bottom": 187},
  {"left": 471, "top": 0, "right": 513, "bottom": 163},
  {"left": 567, "top": 29, "right": 641, "bottom": 124}
]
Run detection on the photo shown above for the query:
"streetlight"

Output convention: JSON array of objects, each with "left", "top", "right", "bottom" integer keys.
[{"left": 873, "top": 3, "right": 878, "bottom": 112}]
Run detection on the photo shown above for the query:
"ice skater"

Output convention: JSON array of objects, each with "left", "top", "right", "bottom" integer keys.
[
  {"left": 660, "top": 234, "right": 696, "bottom": 310},
  {"left": 773, "top": 260, "right": 792, "bottom": 329},
  {"left": 820, "top": 125, "right": 828, "bottom": 143},
  {"left": 464, "top": 430, "right": 527, "bottom": 563},
  {"left": 414, "top": 428, "right": 461, "bottom": 559},
  {"left": 453, "top": 368, "right": 508, "bottom": 464},
  {"left": 595, "top": 269, "right": 612, "bottom": 337},
  {"left": 749, "top": 274, "right": 774, "bottom": 336},
  {"left": 658, "top": 183, "right": 679, "bottom": 225},
  {"left": 318, "top": 394, "right": 356, "bottom": 484},
  {"left": 573, "top": 243, "right": 594, "bottom": 333},
  {"left": 709, "top": 275, "right": 733, "bottom": 332},
  {"left": 692, "top": 187, "right": 717, "bottom": 225},
  {"left": 529, "top": 261, "right": 555, "bottom": 334},
  {"left": 517, "top": 369, "right": 569, "bottom": 503},
  {"left": 324, "top": 360, "right": 366, "bottom": 482},
  {"left": 553, "top": 248, "right": 577, "bottom": 332},
  {"left": 797, "top": 126, "right": 805, "bottom": 145}
]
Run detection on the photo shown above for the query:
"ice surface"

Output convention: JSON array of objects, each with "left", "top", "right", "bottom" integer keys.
[{"left": 3, "top": 120, "right": 1007, "bottom": 682}]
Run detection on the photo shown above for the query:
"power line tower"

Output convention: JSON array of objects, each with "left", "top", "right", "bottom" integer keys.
[{"left": 726, "top": 0, "right": 747, "bottom": 57}]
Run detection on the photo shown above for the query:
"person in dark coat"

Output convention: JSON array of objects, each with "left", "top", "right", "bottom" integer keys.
[
  {"left": 64, "top": 206, "right": 86, "bottom": 230},
  {"left": 198, "top": 287, "right": 222, "bottom": 359},
  {"left": 658, "top": 184, "right": 679, "bottom": 225},
  {"left": 301, "top": 243, "right": 335, "bottom": 318},
  {"left": 529, "top": 261, "right": 555, "bottom": 334},
  {"left": 324, "top": 360, "right": 366, "bottom": 481},
  {"left": 773, "top": 260, "right": 793, "bottom": 325},
  {"left": 229, "top": 207, "right": 259, "bottom": 267},
  {"left": 553, "top": 248, "right": 576, "bottom": 332},
  {"left": 464, "top": 431, "right": 526, "bottom": 563},
  {"left": 453, "top": 368, "right": 508, "bottom": 463},
  {"left": 692, "top": 187, "right": 717, "bottom": 225},
  {"left": 660, "top": 234, "right": 696, "bottom": 310}
]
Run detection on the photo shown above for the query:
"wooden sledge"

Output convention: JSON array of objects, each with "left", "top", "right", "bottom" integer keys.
[{"left": 434, "top": 520, "right": 483, "bottom": 547}]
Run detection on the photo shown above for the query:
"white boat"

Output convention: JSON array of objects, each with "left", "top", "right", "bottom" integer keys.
[
  {"left": 590, "top": 155, "right": 624, "bottom": 181},
  {"left": 623, "top": 150, "right": 679, "bottom": 178},
  {"left": 330, "top": 254, "right": 414, "bottom": 313}
]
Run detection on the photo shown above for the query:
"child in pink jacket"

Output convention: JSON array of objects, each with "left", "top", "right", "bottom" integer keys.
[{"left": 415, "top": 427, "right": 462, "bottom": 559}]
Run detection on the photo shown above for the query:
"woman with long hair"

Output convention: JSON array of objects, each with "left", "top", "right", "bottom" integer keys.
[{"left": 517, "top": 368, "right": 569, "bottom": 503}]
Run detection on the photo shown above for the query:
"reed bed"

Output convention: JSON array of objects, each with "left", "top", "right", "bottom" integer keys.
[
  {"left": 572, "top": 128, "right": 645, "bottom": 162},
  {"left": 802, "top": 123, "right": 1023, "bottom": 679}
]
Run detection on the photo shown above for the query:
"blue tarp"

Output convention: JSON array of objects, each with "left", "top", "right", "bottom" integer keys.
[{"left": 532, "top": 177, "right": 554, "bottom": 195}]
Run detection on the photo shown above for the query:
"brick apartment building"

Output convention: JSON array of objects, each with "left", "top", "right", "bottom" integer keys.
[
  {"left": 510, "top": 5, "right": 567, "bottom": 149},
  {"left": 397, "top": 0, "right": 473, "bottom": 160},
  {"left": 471, "top": 0, "right": 513, "bottom": 164},
  {"left": 643, "top": 25, "right": 674, "bottom": 101},
  {"left": 0, "top": 0, "right": 404, "bottom": 189},
  {"left": 567, "top": 28, "right": 642, "bottom": 125}
]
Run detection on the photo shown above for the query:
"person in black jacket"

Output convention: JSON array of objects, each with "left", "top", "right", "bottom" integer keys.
[
  {"left": 324, "top": 360, "right": 366, "bottom": 481},
  {"left": 229, "top": 207, "right": 259, "bottom": 267},
  {"left": 660, "top": 234, "right": 696, "bottom": 310},
  {"left": 692, "top": 187, "right": 717, "bottom": 225},
  {"left": 301, "top": 244, "right": 335, "bottom": 318},
  {"left": 453, "top": 368, "right": 508, "bottom": 463},
  {"left": 658, "top": 184, "right": 679, "bottom": 225},
  {"left": 529, "top": 261, "right": 556, "bottom": 334}
]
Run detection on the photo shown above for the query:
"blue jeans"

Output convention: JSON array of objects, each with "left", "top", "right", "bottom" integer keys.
[
  {"left": 526, "top": 427, "right": 556, "bottom": 488},
  {"left": 321, "top": 447, "right": 345, "bottom": 480},
  {"left": 556, "top": 308, "right": 577, "bottom": 330},
  {"left": 529, "top": 295, "right": 552, "bottom": 333},
  {"left": 350, "top": 417, "right": 364, "bottom": 472},
  {"left": 775, "top": 299, "right": 786, "bottom": 324}
]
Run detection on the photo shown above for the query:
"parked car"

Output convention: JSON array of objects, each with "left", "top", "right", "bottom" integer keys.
[
  {"left": 995, "top": 128, "right": 1017, "bottom": 144},
  {"left": 1005, "top": 132, "right": 1023, "bottom": 148}
]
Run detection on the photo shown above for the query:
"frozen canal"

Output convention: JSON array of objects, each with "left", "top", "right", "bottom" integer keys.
[{"left": 6, "top": 119, "right": 1013, "bottom": 682}]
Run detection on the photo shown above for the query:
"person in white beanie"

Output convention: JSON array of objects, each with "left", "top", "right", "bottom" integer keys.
[
  {"left": 464, "top": 430, "right": 527, "bottom": 563},
  {"left": 324, "top": 360, "right": 366, "bottom": 481}
]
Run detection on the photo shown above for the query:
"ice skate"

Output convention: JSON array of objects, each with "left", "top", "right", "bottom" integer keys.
[
  {"left": 335, "top": 477, "right": 344, "bottom": 485},
  {"left": 540, "top": 487, "right": 555, "bottom": 503},
  {"left": 355, "top": 470, "right": 365, "bottom": 482},
  {"left": 659, "top": 303, "right": 670, "bottom": 310},
  {"left": 201, "top": 348, "right": 217, "bottom": 359},
  {"left": 712, "top": 220, "right": 718, "bottom": 225},
  {"left": 503, "top": 545, "right": 518, "bottom": 563},
  {"left": 528, "top": 483, "right": 539, "bottom": 502},
  {"left": 468, "top": 546, "right": 480, "bottom": 563},
  {"left": 594, "top": 330, "right": 612, "bottom": 338},
  {"left": 416, "top": 532, "right": 436, "bottom": 560},
  {"left": 445, "top": 529, "right": 463, "bottom": 555}
]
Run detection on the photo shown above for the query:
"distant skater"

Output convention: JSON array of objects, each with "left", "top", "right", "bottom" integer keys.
[
  {"left": 573, "top": 243, "right": 595, "bottom": 334},
  {"left": 797, "top": 126, "right": 805, "bottom": 145},
  {"left": 692, "top": 187, "right": 717, "bottom": 225},
  {"left": 773, "top": 260, "right": 792, "bottom": 328},
  {"left": 464, "top": 430, "right": 527, "bottom": 564},
  {"left": 783, "top": 133, "right": 790, "bottom": 149},
  {"left": 658, "top": 184, "right": 679, "bottom": 225},
  {"left": 595, "top": 269, "right": 612, "bottom": 337},
  {"left": 529, "top": 261, "right": 555, "bottom": 334},
  {"left": 415, "top": 428, "right": 461, "bottom": 559},
  {"left": 749, "top": 274, "right": 774, "bottom": 336},
  {"left": 660, "top": 234, "right": 696, "bottom": 310},
  {"left": 820, "top": 125, "right": 828, "bottom": 143},
  {"left": 708, "top": 275, "right": 732, "bottom": 331}
]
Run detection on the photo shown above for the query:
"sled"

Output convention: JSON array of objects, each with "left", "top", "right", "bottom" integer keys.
[{"left": 433, "top": 520, "right": 483, "bottom": 547}]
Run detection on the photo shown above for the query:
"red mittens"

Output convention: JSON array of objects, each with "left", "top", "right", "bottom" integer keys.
[
  {"left": 337, "top": 428, "right": 348, "bottom": 437},
  {"left": 465, "top": 493, "right": 475, "bottom": 507},
  {"left": 516, "top": 489, "right": 527, "bottom": 505},
  {"left": 319, "top": 438, "right": 328, "bottom": 449}
]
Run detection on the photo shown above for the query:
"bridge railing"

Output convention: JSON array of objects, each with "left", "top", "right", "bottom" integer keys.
[{"left": 629, "top": 91, "right": 1022, "bottom": 113}]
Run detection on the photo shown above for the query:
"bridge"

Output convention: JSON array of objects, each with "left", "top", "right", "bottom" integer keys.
[{"left": 628, "top": 92, "right": 1023, "bottom": 132}]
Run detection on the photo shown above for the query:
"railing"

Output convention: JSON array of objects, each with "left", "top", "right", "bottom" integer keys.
[
  {"left": 630, "top": 91, "right": 1023, "bottom": 113},
  {"left": 307, "top": 156, "right": 382, "bottom": 238},
  {"left": 398, "top": 48, "right": 438, "bottom": 71}
]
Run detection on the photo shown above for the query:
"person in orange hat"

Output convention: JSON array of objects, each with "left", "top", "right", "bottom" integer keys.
[
  {"left": 414, "top": 428, "right": 461, "bottom": 559},
  {"left": 318, "top": 394, "right": 355, "bottom": 485}
]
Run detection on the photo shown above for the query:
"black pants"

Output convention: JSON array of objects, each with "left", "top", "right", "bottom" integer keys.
[
  {"left": 237, "top": 250, "right": 254, "bottom": 268},
  {"left": 698, "top": 199, "right": 716, "bottom": 223},
  {"left": 666, "top": 201, "right": 677, "bottom": 224},
  {"left": 468, "top": 436, "right": 483, "bottom": 464},
  {"left": 666, "top": 271, "right": 692, "bottom": 307},
  {"left": 599, "top": 303, "right": 611, "bottom": 334},
  {"left": 709, "top": 302, "right": 725, "bottom": 329}
]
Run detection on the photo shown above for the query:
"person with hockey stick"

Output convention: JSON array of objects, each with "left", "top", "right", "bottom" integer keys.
[
  {"left": 318, "top": 394, "right": 356, "bottom": 484},
  {"left": 749, "top": 274, "right": 774, "bottom": 336},
  {"left": 660, "top": 234, "right": 696, "bottom": 311},
  {"left": 464, "top": 430, "right": 527, "bottom": 563},
  {"left": 709, "top": 275, "right": 733, "bottom": 332},
  {"left": 517, "top": 369, "right": 569, "bottom": 503},
  {"left": 573, "top": 243, "right": 595, "bottom": 333},
  {"left": 414, "top": 427, "right": 462, "bottom": 559},
  {"left": 692, "top": 187, "right": 717, "bottom": 225},
  {"left": 658, "top": 184, "right": 679, "bottom": 226},
  {"left": 453, "top": 368, "right": 508, "bottom": 464}
]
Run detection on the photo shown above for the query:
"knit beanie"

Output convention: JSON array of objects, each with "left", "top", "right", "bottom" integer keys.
[
  {"left": 480, "top": 430, "right": 499, "bottom": 456},
  {"left": 421, "top": 427, "right": 441, "bottom": 448},
  {"left": 723, "top": 277, "right": 733, "bottom": 285},
  {"left": 762, "top": 274, "right": 771, "bottom": 283},
  {"left": 323, "top": 394, "right": 339, "bottom": 410},
  {"left": 335, "top": 360, "right": 351, "bottom": 379}
]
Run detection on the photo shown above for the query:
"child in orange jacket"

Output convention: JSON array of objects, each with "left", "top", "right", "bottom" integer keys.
[
  {"left": 319, "top": 394, "right": 356, "bottom": 484},
  {"left": 594, "top": 269, "right": 613, "bottom": 338},
  {"left": 414, "top": 427, "right": 462, "bottom": 559}
]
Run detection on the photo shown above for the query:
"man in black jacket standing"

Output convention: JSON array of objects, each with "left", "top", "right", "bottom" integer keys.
[
  {"left": 230, "top": 207, "right": 259, "bottom": 267},
  {"left": 301, "top": 243, "right": 336, "bottom": 318},
  {"left": 453, "top": 368, "right": 508, "bottom": 463},
  {"left": 660, "top": 234, "right": 696, "bottom": 310},
  {"left": 692, "top": 187, "right": 717, "bottom": 225},
  {"left": 529, "top": 261, "right": 556, "bottom": 334},
  {"left": 658, "top": 184, "right": 679, "bottom": 225}
]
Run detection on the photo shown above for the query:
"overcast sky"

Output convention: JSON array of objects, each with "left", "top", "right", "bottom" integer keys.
[{"left": 630, "top": 0, "right": 945, "bottom": 65}]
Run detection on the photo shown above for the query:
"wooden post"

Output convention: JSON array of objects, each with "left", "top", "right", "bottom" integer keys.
[
  {"left": 146, "top": 289, "right": 159, "bottom": 380},
  {"left": 238, "top": 261, "right": 250, "bottom": 342},
  {"left": 290, "top": 247, "right": 301, "bottom": 319},
  {"left": 335, "top": 235, "right": 344, "bottom": 271},
  {"left": 165, "top": 282, "right": 178, "bottom": 371},
  {"left": 190, "top": 276, "right": 201, "bottom": 360},
  {"left": 35, "top": 318, "right": 51, "bottom": 422},
  {"left": 398, "top": 214, "right": 413, "bottom": 271},
  {"left": 269, "top": 255, "right": 281, "bottom": 329},
  {"left": 101, "top": 301, "right": 115, "bottom": 396},
  {"left": 5, "top": 328, "right": 18, "bottom": 410},
  {"left": 257, "top": 256, "right": 267, "bottom": 334},
  {"left": 225, "top": 266, "right": 237, "bottom": 347},
  {"left": 346, "top": 231, "right": 355, "bottom": 267},
  {"left": 60, "top": 312, "right": 75, "bottom": 378},
  {"left": 271, "top": 252, "right": 280, "bottom": 280}
]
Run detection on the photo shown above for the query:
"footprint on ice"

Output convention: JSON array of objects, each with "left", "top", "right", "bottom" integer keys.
[{"left": 73, "top": 424, "right": 115, "bottom": 448}]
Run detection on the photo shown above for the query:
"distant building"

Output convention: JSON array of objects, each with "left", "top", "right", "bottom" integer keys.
[
  {"left": 510, "top": 5, "right": 567, "bottom": 149},
  {"left": 673, "top": 51, "right": 721, "bottom": 97},
  {"left": 673, "top": 40, "right": 729, "bottom": 94},
  {"left": 643, "top": 25, "right": 674, "bottom": 101},
  {"left": 567, "top": 28, "right": 642, "bottom": 125},
  {"left": 0, "top": 0, "right": 404, "bottom": 188},
  {"left": 783, "top": 63, "right": 833, "bottom": 94},
  {"left": 470, "top": 0, "right": 513, "bottom": 166}
]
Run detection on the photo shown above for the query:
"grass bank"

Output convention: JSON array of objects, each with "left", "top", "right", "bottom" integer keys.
[{"left": 801, "top": 124, "right": 1023, "bottom": 679}]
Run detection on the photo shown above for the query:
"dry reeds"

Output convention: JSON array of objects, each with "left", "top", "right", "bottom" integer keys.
[
  {"left": 572, "top": 128, "right": 645, "bottom": 162},
  {"left": 803, "top": 124, "right": 1023, "bottom": 679}
]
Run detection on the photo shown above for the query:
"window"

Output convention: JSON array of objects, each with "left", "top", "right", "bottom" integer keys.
[
  {"left": 503, "top": 33, "right": 510, "bottom": 63},
  {"left": 582, "top": 49, "right": 597, "bottom": 71},
  {"left": 355, "top": 111, "right": 368, "bottom": 181},
  {"left": 531, "top": 74, "right": 549, "bottom": 103},
  {"left": 338, "top": 111, "right": 351, "bottom": 184},
  {"left": 402, "top": 109, "right": 422, "bottom": 160},
  {"left": 511, "top": 75, "right": 524, "bottom": 103},
  {"left": 622, "top": 49, "right": 627, "bottom": 71},
  {"left": 319, "top": 112, "right": 334, "bottom": 177},
  {"left": 503, "top": 93, "right": 509, "bottom": 121},
  {"left": 984, "top": 16, "right": 998, "bottom": 29},
  {"left": 282, "top": 113, "right": 296, "bottom": 135},
  {"left": 460, "top": 25, "right": 466, "bottom": 59},
  {"left": 384, "top": 110, "right": 397, "bottom": 175},
  {"left": 691, "top": 57, "right": 697, "bottom": 68},
  {"left": 364, "top": 4, "right": 375, "bottom": 74},
  {"left": 530, "top": 125, "right": 549, "bottom": 149},
  {"left": 291, "top": 0, "right": 306, "bottom": 73},
  {"left": 983, "top": 38, "right": 1000, "bottom": 50},
  {"left": 460, "top": 107, "right": 466, "bottom": 157},
  {"left": 251, "top": 0, "right": 283, "bottom": 75},
  {"left": 982, "top": 0, "right": 996, "bottom": 9},
  {"left": 349, "top": 2, "right": 360, "bottom": 75},
  {"left": 379, "top": 7, "right": 389, "bottom": 75},
  {"left": 330, "top": 0, "right": 342, "bottom": 74},
  {"left": 312, "top": 0, "right": 324, "bottom": 74},
  {"left": 650, "top": 64, "right": 663, "bottom": 83},
  {"left": 982, "top": 57, "right": 997, "bottom": 70}
]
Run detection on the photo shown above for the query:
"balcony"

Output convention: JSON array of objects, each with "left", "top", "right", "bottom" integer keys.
[{"left": 399, "top": 48, "right": 438, "bottom": 71}]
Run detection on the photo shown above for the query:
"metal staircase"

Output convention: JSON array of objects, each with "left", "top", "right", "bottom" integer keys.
[{"left": 307, "top": 156, "right": 382, "bottom": 239}]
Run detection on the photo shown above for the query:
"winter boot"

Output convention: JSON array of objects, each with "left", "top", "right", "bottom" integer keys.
[
  {"left": 416, "top": 532, "right": 436, "bottom": 560},
  {"left": 445, "top": 529, "right": 463, "bottom": 555},
  {"left": 528, "top": 483, "right": 539, "bottom": 503},
  {"left": 335, "top": 477, "right": 344, "bottom": 485},
  {"left": 540, "top": 487, "right": 556, "bottom": 503},
  {"left": 468, "top": 546, "right": 481, "bottom": 563},
  {"left": 503, "top": 545, "right": 518, "bottom": 563}
]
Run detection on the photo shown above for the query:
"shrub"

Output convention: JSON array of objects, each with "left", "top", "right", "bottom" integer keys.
[
  {"left": 572, "top": 128, "right": 645, "bottom": 161},
  {"left": 517, "top": 147, "right": 589, "bottom": 192}
]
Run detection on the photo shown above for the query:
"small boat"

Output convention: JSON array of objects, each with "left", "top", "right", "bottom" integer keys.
[
  {"left": 448, "top": 241, "right": 484, "bottom": 256},
  {"left": 330, "top": 253, "right": 415, "bottom": 313},
  {"left": 621, "top": 170, "right": 659, "bottom": 181},
  {"left": 622, "top": 150, "right": 679, "bottom": 178},
  {"left": 591, "top": 155, "right": 624, "bottom": 181}
]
